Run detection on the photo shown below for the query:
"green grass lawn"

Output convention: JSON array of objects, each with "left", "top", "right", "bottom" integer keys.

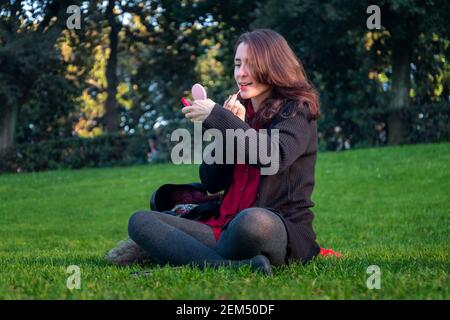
[{"left": 0, "top": 143, "right": 449, "bottom": 299}]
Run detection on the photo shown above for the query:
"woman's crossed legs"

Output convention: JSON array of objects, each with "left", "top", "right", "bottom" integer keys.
[{"left": 126, "top": 207, "right": 288, "bottom": 274}]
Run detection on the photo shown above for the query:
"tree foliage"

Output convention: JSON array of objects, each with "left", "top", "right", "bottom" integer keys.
[{"left": 0, "top": 0, "right": 449, "bottom": 172}]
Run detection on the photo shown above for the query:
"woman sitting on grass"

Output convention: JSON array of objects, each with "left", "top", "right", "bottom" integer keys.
[{"left": 108, "top": 29, "right": 321, "bottom": 276}]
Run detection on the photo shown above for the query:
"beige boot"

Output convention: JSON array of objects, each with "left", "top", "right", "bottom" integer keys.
[{"left": 105, "top": 238, "right": 152, "bottom": 266}]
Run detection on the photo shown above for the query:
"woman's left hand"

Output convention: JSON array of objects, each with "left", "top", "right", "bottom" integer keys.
[{"left": 182, "top": 99, "right": 216, "bottom": 122}]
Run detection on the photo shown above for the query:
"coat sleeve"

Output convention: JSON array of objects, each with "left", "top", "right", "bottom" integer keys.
[
  {"left": 199, "top": 136, "right": 234, "bottom": 194},
  {"left": 203, "top": 103, "right": 313, "bottom": 174}
]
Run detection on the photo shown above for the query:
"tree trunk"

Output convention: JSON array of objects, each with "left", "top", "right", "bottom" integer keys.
[
  {"left": 0, "top": 1, "right": 70, "bottom": 155},
  {"left": 0, "top": 105, "right": 17, "bottom": 154},
  {"left": 104, "top": 0, "right": 119, "bottom": 133},
  {"left": 388, "top": 39, "right": 411, "bottom": 145}
]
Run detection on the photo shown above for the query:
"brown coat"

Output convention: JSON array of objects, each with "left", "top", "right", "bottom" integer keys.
[{"left": 199, "top": 101, "right": 320, "bottom": 263}]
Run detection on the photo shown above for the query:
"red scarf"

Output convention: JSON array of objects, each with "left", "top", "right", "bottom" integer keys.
[{"left": 219, "top": 100, "right": 261, "bottom": 218}]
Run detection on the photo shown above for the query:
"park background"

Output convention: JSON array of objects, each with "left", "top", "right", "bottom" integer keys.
[{"left": 0, "top": 0, "right": 449, "bottom": 299}]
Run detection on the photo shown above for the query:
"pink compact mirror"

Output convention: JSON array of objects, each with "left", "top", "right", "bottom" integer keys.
[{"left": 191, "top": 83, "right": 207, "bottom": 100}]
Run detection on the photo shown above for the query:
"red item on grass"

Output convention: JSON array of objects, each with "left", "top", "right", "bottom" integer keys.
[{"left": 319, "top": 247, "right": 342, "bottom": 258}]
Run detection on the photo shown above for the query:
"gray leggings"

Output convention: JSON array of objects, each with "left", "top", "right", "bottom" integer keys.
[{"left": 128, "top": 207, "right": 288, "bottom": 273}]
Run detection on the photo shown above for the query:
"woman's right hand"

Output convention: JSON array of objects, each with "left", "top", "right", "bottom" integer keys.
[{"left": 223, "top": 93, "right": 246, "bottom": 121}]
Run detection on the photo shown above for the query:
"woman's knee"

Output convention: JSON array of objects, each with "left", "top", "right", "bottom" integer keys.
[
  {"left": 230, "top": 208, "right": 287, "bottom": 244},
  {"left": 128, "top": 211, "right": 157, "bottom": 240}
]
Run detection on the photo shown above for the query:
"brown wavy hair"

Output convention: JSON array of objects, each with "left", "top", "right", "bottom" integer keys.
[{"left": 234, "top": 29, "right": 320, "bottom": 125}]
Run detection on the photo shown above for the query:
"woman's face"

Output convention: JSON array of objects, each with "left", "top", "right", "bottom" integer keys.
[{"left": 234, "top": 42, "right": 271, "bottom": 101}]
